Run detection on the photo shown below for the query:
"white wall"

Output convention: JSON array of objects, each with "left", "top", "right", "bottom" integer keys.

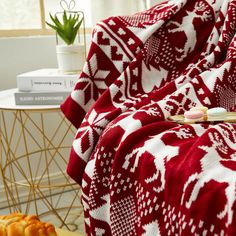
[
  {"left": 0, "top": 35, "right": 92, "bottom": 91},
  {"left": 0, "top": 36, "right": 57, "bottom": 91}
]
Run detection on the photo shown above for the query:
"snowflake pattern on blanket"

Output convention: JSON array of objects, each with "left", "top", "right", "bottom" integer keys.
[{"left": 61, "top": 0, "right": 236, "bottom": 235}]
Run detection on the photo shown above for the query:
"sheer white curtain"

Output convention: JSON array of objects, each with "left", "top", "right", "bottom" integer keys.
[
  {"left": 146, "top": 0, "right": 167, "bottom": 8},
  {"left": 90, "top": 0, "right": 146, "bottom": 25},
  {"left": 90, "top": 0, "right": 168, "bottom": 25}
]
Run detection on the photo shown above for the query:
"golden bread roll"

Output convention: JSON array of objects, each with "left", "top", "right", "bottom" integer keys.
[{"left": 0, "top": 213, "right": 57, "bottom": 236}]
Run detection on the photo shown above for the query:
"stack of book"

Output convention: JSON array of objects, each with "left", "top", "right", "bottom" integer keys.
[{"left": 15, "top": 68, "right": 79, "bottom": 105}]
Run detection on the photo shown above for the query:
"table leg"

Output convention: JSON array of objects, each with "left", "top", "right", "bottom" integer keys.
[{"left": 0, "top": 109, "right": 84, "bottom": 232}]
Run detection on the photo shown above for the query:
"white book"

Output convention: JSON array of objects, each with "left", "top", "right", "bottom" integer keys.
[
  {"left": 17, "top": 68, "right": 80, "bottom": 92},
  {"left": 14, "top": 91, "right": 70, "bottom": 105}
]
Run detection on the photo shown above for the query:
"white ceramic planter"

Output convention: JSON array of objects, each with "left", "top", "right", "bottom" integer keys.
[{"left": 56, "top": 44, "right": 85, "bottom": 74}]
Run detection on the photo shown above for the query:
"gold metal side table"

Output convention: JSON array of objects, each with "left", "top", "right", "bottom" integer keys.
[{"left": 0, "top": 89, "right": 83, "bottom": 232}]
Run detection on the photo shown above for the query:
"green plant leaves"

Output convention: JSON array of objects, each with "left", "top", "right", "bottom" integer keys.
[{"left": 46, "top": 11, "right": 83, "bottom": 45}]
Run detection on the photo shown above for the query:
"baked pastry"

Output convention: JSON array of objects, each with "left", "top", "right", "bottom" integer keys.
[{"left": 0, "top": 213, "right": 57, "bottom": 236}]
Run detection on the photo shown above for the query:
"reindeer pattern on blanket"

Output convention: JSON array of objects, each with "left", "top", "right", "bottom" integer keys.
[{"left": 61, "top": 0, "right": 236, "bottom": 235}]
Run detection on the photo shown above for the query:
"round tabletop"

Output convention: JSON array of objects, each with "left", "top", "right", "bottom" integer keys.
[{"left": 0, "top": 88, "right": 61, "bottom": 111}]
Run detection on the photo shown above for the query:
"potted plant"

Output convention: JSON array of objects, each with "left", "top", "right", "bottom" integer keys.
[{"left": 46, "top": 10, "right": 85, "bottom": 74}]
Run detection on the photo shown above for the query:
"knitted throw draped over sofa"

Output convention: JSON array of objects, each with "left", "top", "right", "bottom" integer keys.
[{"left": 61, "top": 0, "right": 236, "bottom": 235}]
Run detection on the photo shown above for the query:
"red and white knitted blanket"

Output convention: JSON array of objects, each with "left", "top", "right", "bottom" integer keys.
[{"left": 61, "top": 0, "right": 236, "bottom": 234}]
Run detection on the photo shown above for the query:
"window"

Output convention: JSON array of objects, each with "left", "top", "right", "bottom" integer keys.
[
  {"left": 0, "top": 0, "right": 147, "bottom": 37},
  {"left": 0, "top": 0, "right": 92, "bottom": 37},
  {"left": 0, "top": 0, "right": 42, "bottom": 30}
]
